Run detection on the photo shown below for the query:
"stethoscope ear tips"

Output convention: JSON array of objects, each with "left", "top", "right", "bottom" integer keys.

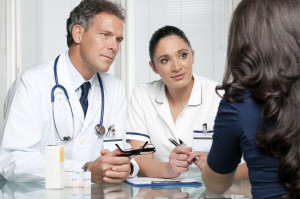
[{"left": 63, "top": 136, "right": 70, "bottom": 141}]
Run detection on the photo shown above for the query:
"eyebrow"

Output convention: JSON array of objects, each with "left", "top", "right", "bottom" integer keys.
[
  {"left": 177, "top": 49, "right": 189, "bottom": 53},
  {"left": 101, "top": 30, "right": 124, "bottom": 41},
  {"left": 157, "top": 48, "right": 189, "bottom": 60}
]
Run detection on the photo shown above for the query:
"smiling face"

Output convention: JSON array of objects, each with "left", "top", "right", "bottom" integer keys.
[
  {"left": 73, "top": 12, "right": 123, "bottom": 78},
  {"left": 150, "top": 35, "right": 194, "bottom": 90}
]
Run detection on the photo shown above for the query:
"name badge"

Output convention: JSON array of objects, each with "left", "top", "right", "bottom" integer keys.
[
  {"left": 103, "top": 138, "right": 124, "bottom": 152},
  {"left": 192, "top": 130, "right": 213, "bottom": 153}
]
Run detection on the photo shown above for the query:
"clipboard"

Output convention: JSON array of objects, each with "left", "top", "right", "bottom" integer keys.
[{"left": 125, "top": 177, "right": 201, "bottom": 187}]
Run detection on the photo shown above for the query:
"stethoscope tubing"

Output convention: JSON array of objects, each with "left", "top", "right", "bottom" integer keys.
[{"left": 51, "top": 55, "right": 105, "bottom": 140}]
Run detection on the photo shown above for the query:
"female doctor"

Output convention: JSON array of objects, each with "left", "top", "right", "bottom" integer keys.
[
  {"left": 0, "top": 0, "right": 137, "bottom": 184},
  {"left": 126, "top": 26, "right": 248, "bottom": 179}
]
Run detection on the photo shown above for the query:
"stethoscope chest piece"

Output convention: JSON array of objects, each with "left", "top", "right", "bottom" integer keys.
[{"left": 95, "top": 124, "right": 106, "bottom": 136}]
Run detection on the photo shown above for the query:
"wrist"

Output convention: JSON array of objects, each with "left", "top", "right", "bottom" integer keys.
[{"left": 166, "top": 162, "right": 179, "bottom": 178}]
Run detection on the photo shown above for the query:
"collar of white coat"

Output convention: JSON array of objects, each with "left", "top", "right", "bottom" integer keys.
[
  {"left": 65, "top": 51, "right": 95, "bottom": 92},
  {"left": 155, "top": 74, "right": 202, "bottom": 106}
]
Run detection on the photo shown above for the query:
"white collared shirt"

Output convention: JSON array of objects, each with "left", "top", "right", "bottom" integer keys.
[
  {"left": 65, "top": 51, "right": 94, "bottom": 100},
  {"left": 126, "top": 75, "right": 222, "bottom": 162}
]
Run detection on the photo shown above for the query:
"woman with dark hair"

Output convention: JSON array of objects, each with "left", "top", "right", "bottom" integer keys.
[
  {"left": 126, "top": 25, "right": 248, "bottom": 179},
  {"left": 201, "top": 0, "right": 300, "bottom": 198}
]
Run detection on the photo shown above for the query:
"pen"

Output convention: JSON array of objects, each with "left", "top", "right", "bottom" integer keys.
[
  {"left": 168, "top": 138, "right": 198, "bottom": 164},
  {"left": 151, "top": 180, "right": 181, "bottom": 184}
]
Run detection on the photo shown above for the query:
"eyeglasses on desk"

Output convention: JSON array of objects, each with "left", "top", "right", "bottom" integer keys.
[{"left": 115, "top": 141, "right": 156, "bottom": 157}]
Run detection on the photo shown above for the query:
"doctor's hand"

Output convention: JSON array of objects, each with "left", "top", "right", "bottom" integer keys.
[
  {"left": 88, "top": 149, "right": 131, "bottom": 184},
  {"left": 167, "top": 145, "right": 192, "bottom": 178},
  {"left": 187, "top": 152, "right": 207, "bottom": 171}
]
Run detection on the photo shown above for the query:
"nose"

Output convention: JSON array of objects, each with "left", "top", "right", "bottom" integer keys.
[
  {"left": 171, "top": 59, "right": 182, "bottom": 72},
  {"left": 108, "top": 38, "right": 119, "bottom": 53}
]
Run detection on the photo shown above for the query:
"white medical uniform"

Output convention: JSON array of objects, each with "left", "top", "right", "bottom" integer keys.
[
  {"left": 126, "top": 75, "right": 221, "bottom": 162},
  {"left": 0, "top": 51, "right": 138, "bottom": 182}
]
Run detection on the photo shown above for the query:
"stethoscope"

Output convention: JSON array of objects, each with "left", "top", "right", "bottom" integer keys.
[{"left": 51, "top": 55, "right": 114, "bottom": 141}]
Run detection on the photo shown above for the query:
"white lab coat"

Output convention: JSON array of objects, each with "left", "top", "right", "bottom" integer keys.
[{"left": 0, "top": 52, "right": 127, "bottom": 182}]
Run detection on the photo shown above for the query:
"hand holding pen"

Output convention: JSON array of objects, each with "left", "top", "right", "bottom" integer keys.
[
  {"left": 168, "top": 138, "right": 199, "bottom": 164},
  {"left": 169, "top": 138, "right": 208, "bottom": 171},
  {"left": 166, "top": 138, "right": 192, "bottom": 178}
]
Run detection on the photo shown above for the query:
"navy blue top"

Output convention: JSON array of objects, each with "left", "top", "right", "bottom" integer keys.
[{"left": 207, "top": 90, "right": 288, "bottom": 199}]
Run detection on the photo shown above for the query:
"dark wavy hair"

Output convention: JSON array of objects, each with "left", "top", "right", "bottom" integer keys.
[
  {"left": 216, "top": 0, "right": 300, "bottom": 198},
  {"left": 149, "top": 25, "right": 192, "bottom": 67},
  {"left": 66, "top": 0, "right": 124, "bottom": 47}
]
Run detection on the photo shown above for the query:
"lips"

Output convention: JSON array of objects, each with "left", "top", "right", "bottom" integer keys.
[
  {"left": 172, "top": 73, "right": 185, "bottom": 81},
  {"left": 101, "top": 55, "right": 113, "bottom": 60}
]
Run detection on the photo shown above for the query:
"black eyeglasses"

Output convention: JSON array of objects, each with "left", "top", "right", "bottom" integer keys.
[{"left": 115, "top": 141, "right": 156, "bottom": 157}]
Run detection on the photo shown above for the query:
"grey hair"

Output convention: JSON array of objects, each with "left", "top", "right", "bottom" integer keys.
[{"left": 66, "top": 0, "right": 124, "bottom": 47}]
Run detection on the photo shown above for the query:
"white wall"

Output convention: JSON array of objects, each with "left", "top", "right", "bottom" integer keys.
[
  {"left": 0, "top": 0, "right": 7, "bottom": 140},
  {"left": 21, "top": 0, "right": 80, "bottom": 71}
]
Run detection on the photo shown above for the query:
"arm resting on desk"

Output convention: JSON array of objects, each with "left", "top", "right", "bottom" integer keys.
[
  {"left": 188, "top": 152, "right": 248, "bottom": 180},
  {"left": 129, "top": 140, "right": 190, "bottom": 178},
  {"left": 88, "top": 149, "right": 131, "bottom": 184},
  {"left": 202, "top": 163, "right": 235, "bottom": 194}
]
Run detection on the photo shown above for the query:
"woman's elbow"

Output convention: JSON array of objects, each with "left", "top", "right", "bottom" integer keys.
[
  {"left": 202, "top": 164, "right": 235, "bottom": 194},
  {"left": 205, "top": 182, "right": 232, "bottom": 194}
]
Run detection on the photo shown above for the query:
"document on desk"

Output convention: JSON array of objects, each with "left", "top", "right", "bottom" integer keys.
[{"left": 125, "top": 177, "right": 201, "bottom": 187}]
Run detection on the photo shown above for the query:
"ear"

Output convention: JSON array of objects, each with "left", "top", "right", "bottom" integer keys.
[
  {"left": 191, "top": 49, "right": 195, "bottom": 64},
  {"left": 72, "top": 24, "right": 83, "bottom": 44},
  {"left": 149, "top": 61, "right": 159, "bottom": 74}
]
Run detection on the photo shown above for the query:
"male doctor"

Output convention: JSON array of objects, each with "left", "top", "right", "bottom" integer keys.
[{"left": 0, "top": 0, "right": 138, "bottom": 183}]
